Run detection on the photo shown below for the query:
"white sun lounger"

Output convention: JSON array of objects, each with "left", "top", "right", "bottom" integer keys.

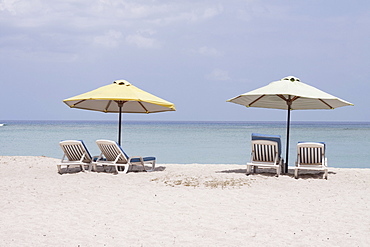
[
  {"left": 247, "top": 133, "right": 283, "bottom": 177},
  {"left": 58, "top": 140, "right": 93, "bottom": 174},
  {"left": 93, "top": 140, "right": 156, "bottom": 174},
  {"left": 295, "top": 142, "right": 328, "bottom": 179}
]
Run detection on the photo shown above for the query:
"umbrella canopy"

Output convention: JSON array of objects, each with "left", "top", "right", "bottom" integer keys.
[
  {"left": 227, "top": 76, "right": 353, "bottom": 172},
  {"left": 63, "top": 79, "right": 176, "bottom": 145},
  {"left": 63, "top": 80, "right": 176, "bottom": 113}
]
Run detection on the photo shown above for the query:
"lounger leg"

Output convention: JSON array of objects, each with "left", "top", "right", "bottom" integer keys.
[
  {"left": 113, "top": 165, "right": 119, "bottom": 174},
  {"left": 140, "top": 163, "right": 146, "bottom": 172},
  {"left": 146, "top": 161, "right": 156, "bottom": 172},
  {"left": 122, "top": 164, "right": 130, "bottom": 174},
  {"left": 57, "top": 165, "right": 62, "bottom": 174},
  {"left": 324, "top": 169, "right": 328, "bottom": 180},
  {"left": 280, "top": 159, "right": 284, "bottom": 174},
  {"left": 294, "top": 168, "right": 298, "bottom": 179},
  {"left": 276, "top": 166, "right": 280, "bottom": 177},
  {"left": 246, "top": 165, "right": 251, "bottom": 175},
  {"left": 151, "top": 161, "right": 156, "bottom": 172}
]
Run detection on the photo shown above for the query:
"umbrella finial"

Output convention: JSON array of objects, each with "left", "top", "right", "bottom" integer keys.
[
  {"left": 282, "top": 76, "right": 300, "bottom": 82},
  {"left": 113, "top": 80, "right": 131, "bottom": 86}
]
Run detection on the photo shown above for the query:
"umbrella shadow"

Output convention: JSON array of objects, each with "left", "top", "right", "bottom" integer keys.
[
  {"left": 58, "top": 166, "right": 88, "bottom": 174},
  {"left": 93, "top": 165, "right": 167, "bottom": 173},
  {"left": 284, "top": 168, "right": 337, "bottom": 179},
  {"left": 216, "top": 168, "right": 279, "bottom": 177},
  {"left": 130, "top": 165, "right": 167, "bottom": 173},
  {"left": 58, "top": 165, "right": 167, "bottom": 174},
  {"left": 217, "top": 167, "right": 336, "bottom": 179},
  {"left": 153, "top": 166, "right": 166, "bottom": 172}
]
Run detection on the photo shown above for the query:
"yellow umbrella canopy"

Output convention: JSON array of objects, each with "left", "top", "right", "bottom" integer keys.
[
  {"left": 63, "top": 80, "right": 176, "bottom": 113},
  {"left": 63, "top": 79, "right": 176, "bottom": 145}
]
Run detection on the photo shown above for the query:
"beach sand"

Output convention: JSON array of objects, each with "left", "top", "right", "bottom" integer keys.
[{"left": 0, "top": 156, "right": 369, "bottom": 246}]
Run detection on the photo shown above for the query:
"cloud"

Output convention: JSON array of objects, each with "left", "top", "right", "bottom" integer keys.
[
  {"left": 0, "top": 0, "right": 17, "bottom": 14},
  {"left": 205, "top": 69, "right": 231, "bottom": 81},
  {"left": 0, "top": 0, "right": 34, "bottom": 15},
  {"left": 93, "top": 30, "right": 123, "bottom": 48},
  {"left": 202, "top": 5, "right": 223, "bottom": 19},
  {"left": 149, "top": 3, "right": 223, "bottom": 25},
  {"left": 196, "top": 46, "right": 223, "bottom": 57},
  {"left": 0, "top": 0, "right": 225, "bottom": 56},
  {"left": 125, "top": 33, "right": 160, "bottom": 49}
]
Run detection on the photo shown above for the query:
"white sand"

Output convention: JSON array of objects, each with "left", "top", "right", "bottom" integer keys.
[{"left": 0, "top": 156, "right": 369, "bottom": 246}]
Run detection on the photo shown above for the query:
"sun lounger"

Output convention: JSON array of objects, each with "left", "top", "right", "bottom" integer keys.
[
  {"left": 93, "top": 140, "right": 156, "bottom": 174},
  {"left": 58, "top": 140, "right": 93, "bottom": 174},
  {"left": 295, "top": 142, "right": 328, "bottom": 179},
  {"left": 246, "top": 133, "right": 283, "bottom": 177}
]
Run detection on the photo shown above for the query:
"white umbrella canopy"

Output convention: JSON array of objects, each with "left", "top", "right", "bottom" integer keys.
[
  {"left": 228, "top": 76, "right": 353, "bottom": 110},
  {"left": 227, "top": 76, "right": 353, "bottom": 173}
]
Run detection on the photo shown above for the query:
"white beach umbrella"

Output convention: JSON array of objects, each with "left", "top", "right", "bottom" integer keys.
[{"left": 227, "top": 76, "right": 353, "bottom": 172}]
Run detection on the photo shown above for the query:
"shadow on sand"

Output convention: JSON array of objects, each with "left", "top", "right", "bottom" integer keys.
[
  {"left": 58, "top": 165, "right": 167, "bottom": 174},
  {"left": 217, "top": 167, "right": 336, "bottom": 179}
]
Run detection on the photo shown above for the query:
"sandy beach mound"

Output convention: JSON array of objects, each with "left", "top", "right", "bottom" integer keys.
[{"left": 0, "top": 156, "right": 369, "bottom": 246}]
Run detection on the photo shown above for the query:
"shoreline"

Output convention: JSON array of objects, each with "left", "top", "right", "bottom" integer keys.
[
  {"left": 0, "top": 156, "right": 369, "bottom": 246},
  {"left": 2, "top": 119, "right": 370, "bottom": 124}
]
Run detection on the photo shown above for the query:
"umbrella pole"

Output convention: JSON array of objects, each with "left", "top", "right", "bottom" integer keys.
[
  {"left": 285, "top": 99, "right": 292, "bottom": 174},
  {"left": 117, "top": 102, "right": 124, "bottom": 146},
  {"left": 118, "top": 108, "right": 122, "bottom": 146}
]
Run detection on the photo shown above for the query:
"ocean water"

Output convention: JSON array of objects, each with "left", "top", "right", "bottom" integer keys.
[{"left": 0, "top": 121, "right": 369, "bottom": 168}]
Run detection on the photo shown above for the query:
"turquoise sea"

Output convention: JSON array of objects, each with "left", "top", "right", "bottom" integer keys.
[{"left": 0, "top": 121, "right": 369, "bottom": 168}]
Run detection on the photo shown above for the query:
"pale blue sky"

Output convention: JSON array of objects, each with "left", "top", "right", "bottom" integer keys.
[{"left": 1, "top": 0, "right": 368, "bottom": 122}]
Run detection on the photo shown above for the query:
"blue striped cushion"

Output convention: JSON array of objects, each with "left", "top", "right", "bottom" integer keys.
[
  {"left": 130, "top": 156, "right": 156, "bottom": 163},
  {"left": 113, "top": 141, "right": 156, "bottom": 163}
]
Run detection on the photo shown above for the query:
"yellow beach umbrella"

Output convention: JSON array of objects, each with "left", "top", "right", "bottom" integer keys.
[
  {"left": 63, "top": 79, "right": 176, "bottom": 145},
  {"left": 227, "top": 76, "right": 353, "bottom": 172}
]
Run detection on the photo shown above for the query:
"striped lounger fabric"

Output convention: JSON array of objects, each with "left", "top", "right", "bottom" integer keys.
[
  {"left": 58, "top": 140, "right": 93, "bottom": 174},
  {"left": 247, "top": 133, "right": 283, "bottom": 177},
  {"left": 295, "top": 142, "right": 328, "bottom": 179}
]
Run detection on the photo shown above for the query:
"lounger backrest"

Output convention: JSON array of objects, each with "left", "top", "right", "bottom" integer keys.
[
  {"left": 59, "top": 140, "right": 92, "bottom": 163},
  {"left": 251, "top": 140, "right": 279, "bottom": 162},
  {"left": 297, "top": 142, "right": 325, "bottom": 165},
  {"left": 96, "top": 140, "right": 129, "bottom": 163},
  {"left": 252, "top": 133, "right": 282, "bottom": 157}
]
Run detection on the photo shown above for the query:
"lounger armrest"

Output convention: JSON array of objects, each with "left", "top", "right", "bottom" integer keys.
[
  {"left": 114, "top": 153, "right": 125, "bottom": 164},
  {"left": 79, "top": 153, "right": 87, "bottom": 163},
  {"left": 274, "top": 152, "right": 279, "bottom": 165},
  {"left": 324, "top": 157, "right": 328, "bottom": 167},
  {"left": 249, "top": 151, "right": 254, "bottom": 163},
  {"left": 92, "top": 155, "right": 103, "bottom": 162},
  {"left": 60, "top": 154, "right": 67, "bottom": 163}
]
